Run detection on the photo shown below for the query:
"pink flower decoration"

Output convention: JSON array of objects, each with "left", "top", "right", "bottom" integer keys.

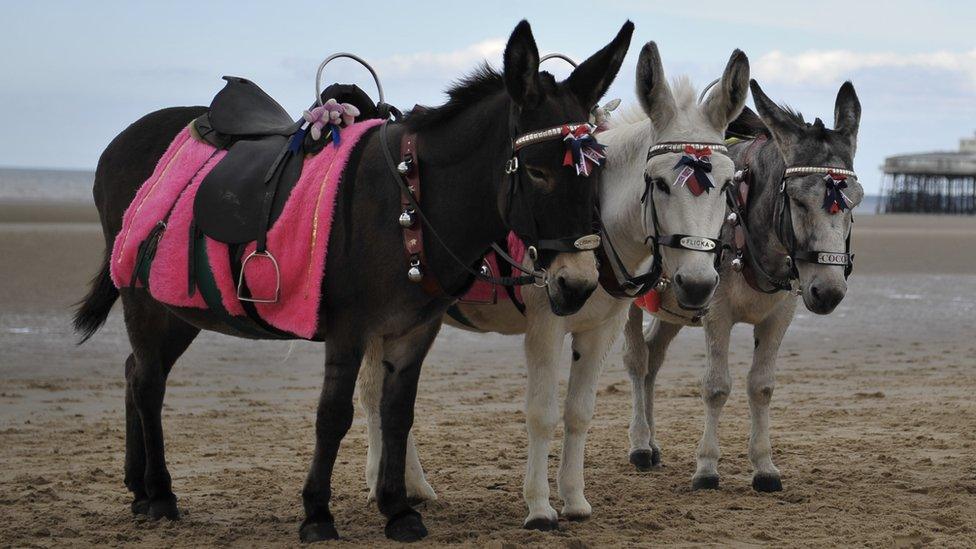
[{"left": 302, "top": 99, "right": 361, "bottom": 141}]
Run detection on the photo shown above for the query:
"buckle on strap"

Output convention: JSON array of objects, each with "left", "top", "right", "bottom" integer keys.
[
  {"left": 237, "top": 250, "right": 281, "bottom": 303},
  {"left": 505, "top": 157, "right": 519, "bottom": 174}
]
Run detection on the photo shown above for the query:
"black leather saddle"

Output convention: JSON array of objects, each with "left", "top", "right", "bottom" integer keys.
[{"left": 193, "top": 77, "right": 379, "bottom": 246}]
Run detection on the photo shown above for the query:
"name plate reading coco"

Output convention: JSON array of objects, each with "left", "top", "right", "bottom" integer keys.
[
  {"left": 679, "top": 236, "right": 717, "bottom": 252},
  {"left": 817, "top": 252, "right": 849, "bottom": 266}
]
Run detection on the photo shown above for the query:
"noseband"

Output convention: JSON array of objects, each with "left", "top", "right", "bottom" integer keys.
[
  {"left": 726, "top": 137, "right": 855, "bottom": 294},
  {"left": 597, "top": 141, "right": 727, "bottom": 299}
]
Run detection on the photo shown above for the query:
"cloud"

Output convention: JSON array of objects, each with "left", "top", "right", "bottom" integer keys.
[
  {"left": 755, "top": 49, "right": 976, "bottom": 87},
  {"left": 376, "top": 38, "right": 506, "bottom": 77}
]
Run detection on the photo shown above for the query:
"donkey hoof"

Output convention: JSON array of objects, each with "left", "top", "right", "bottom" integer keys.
[
  {"left": 524, "top": 517, "right": 559, "bottom": 531},
  {"left": 691, "top": 475, "right": 720, "bottom": 491},
  {"left": 147, "top": 495, "right": 180, "bottom": 520},
  {"left": 752, "top": 474, "right": 783, "bottom": 492},
  {"left": 629, "top": 449, "right": 662, "bottom": 471},
  {"left": 299, "top": 520, "right": 340, "bottom": 543},
  {"left": 130, "top": 498, "right": 150, "bottom": 516},
  {"left": 385, "top": 510, "right": 428, "bottom": 542},
  {"left": 561, "top": 503, "right": 592, "bottom": 522}
]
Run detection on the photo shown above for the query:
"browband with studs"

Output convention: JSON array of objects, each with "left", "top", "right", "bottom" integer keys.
[
  {"left": 646, "top": 142, "right": 728, "bottom": 159},
  {"left": 514, "top": 123, "right": 592, "bottom": 151},
  {"left": 784, "top": 167, "right": 857, "bottom": 178}
]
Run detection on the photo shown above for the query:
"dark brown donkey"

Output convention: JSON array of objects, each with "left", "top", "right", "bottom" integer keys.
[{"left": 74, "top": 20, "right": 634, "bottom": 542}]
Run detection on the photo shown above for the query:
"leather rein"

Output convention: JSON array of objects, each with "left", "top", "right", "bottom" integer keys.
[
  {"left": 598, "top": 141, "right": 728, "bottom": 299},
  {"left": 726, "top": 136, "right": 856, "bottom": 294},
  {"left": 379, "top": 114, "right": 603, "bottom": 296}
]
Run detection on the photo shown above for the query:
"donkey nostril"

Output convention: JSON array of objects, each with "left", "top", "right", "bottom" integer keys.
[
  {"left": 557, "top": 275, "right": 569, "bottom": 290},
  {"left": 675, "top": 274, "right": 685, "bottom": 286},
  {"left": 811, "top": 285, "right": 821, "bottom": 300}
]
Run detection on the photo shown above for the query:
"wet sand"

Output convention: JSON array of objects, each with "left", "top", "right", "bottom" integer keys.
[{"left": 1, "top": 203, "right": 975, "bottom": 547}]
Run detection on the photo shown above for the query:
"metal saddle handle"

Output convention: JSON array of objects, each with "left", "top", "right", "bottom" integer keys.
[
  {"left": 315, "top": 52, "right": 386, "bottom": 110},
  {"left": 540, "top": 52, "right": 579, "bottom": 68}
]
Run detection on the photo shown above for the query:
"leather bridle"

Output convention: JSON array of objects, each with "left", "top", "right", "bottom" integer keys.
[
  {"left": 776, "top": 166, "right": 856, "bottom": 280},
  {"left": 379, "top": 110, "right": 605, "bottom": 296},
  {"left": 598, "top": 141, "right": 727, "bottom": 299},
  {"left": 726, "top": 137, "right": 855, "bottom": 294},
  {"left": 503, "top": 115, "right": 603, "bottom": 260}
]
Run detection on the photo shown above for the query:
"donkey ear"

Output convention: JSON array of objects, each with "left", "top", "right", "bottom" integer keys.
[
  {"left": 503, "top": 20, "right": 542, "bottom": 107},
  {"left": 701, "top": 49, "right": 750, "bottom": 132},
  {"left": 834, "top": 81, "right": 861, "bottom": 151},
  {"left": 565, "top": 21, "right": 634, "bottom": 111},
  {"left": 750, "top": 79, "right": 799, "bottom": 150},
  {"left": 636, "top": 41, "right": 677, "bottom": 129}
]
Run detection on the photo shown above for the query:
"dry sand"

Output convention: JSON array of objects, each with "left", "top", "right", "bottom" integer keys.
[{"left": 1, "top": 204, "right": 975, "bottom": 547}]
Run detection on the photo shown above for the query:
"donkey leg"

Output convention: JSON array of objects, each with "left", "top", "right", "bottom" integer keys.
[
  {"left": 692, "top": 317, "right": 733, "bottom": 490},
  {"left": 360, "top": 340, "right": 436, "bottom": 504},
  {"left": 748, "top": 302, "right": 794, "bottom": 492},
  {"left": 376, "top": 319, "right": 442, "bottom": 542},
  {"left": 522, "top": 317, "right": 565, "bottom": 531},
  {"left": 623, "top": 305, "right": 651, "bottom": 469},
  {"left": 121, "top": 293, "right": 200, "bottom": 520},
  {"left": 624, "top": 306, "right": 682, "bottom": 471},
  {"left": 299, "top": 332, "right": 364, "bottom": 543},
  {"left": 558, "top": 314, "right": 625, "bottom": 520}
]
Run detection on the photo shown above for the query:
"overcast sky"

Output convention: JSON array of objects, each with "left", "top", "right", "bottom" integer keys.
[{"left": 3, "top": 0, "right": 975, "bottom": 194}]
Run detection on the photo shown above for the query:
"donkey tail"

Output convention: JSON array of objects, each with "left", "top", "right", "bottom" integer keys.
[{"left": 73, "top": 251, "right": 119, "bottom": 344}]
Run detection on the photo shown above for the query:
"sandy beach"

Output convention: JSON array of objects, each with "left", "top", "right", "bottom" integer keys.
[{"left": 1, "top": 202, "right": 975, "bottom": 547}]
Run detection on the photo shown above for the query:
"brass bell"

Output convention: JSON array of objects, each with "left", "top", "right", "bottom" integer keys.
[
  {"left": 398, "top": 209, "right": 415, "bottom": 228},
  {"left": 407, "top": 265, "right": 423, "bottom": 282},
  {"left": 731, "top": 257, "right": 744, "bottom": 272},
  {"left": 726, "top": 212, "right": 738, "bottom": 225},
  {"left": 397, "top": 161, "right": 410, "bottom": 174}
]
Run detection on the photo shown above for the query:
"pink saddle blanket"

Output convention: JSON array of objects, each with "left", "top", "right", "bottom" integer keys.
[{"left": 110, "top": 119, "right": 383, "bottom": 339}]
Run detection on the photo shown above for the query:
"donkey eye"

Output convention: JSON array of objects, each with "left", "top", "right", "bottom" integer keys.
[
  {"left": 525, "top": 167, "right": 547, "bottom": 181},
  {"left": 654, "top": 177, "right": 670, "bottom": 195}
]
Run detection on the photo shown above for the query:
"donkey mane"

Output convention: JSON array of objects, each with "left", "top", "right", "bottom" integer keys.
[
  {"left": 608, "top": 76, "right": 700, "bottom": 129},
  {"left": 405, "top": 64, "right": 503, "bottom": 131},
  {"left": 405, "top": 63, "right": 560, "bottom": 131}
]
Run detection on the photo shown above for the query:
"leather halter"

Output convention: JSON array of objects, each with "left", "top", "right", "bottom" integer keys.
[
  {"left": 777, "top": 167, "right": 856, "bottom": 280},
  {"left": 597, "top": 141, "right": 727, "bottom": 299},
  {"left": 726, "top": 137, "right": 855, "bottom": 294},
  {"left": 504, "top": 117, "right": 603, "bottom": 258},
  {"left": 379, "top": 113, "right": 607, "bottom": 296}
]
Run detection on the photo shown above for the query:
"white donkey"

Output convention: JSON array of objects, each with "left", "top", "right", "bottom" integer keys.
[
  {"left": 359, "top": 42, "right": 750, "bottom": 529},
  {"left": 623, "top": 79, "right": 863, "bottom": 491}
]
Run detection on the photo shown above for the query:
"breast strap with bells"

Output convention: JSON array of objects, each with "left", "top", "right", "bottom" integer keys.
[
  {"left": 725, "top": 136, "right": 855, "bottom": 294},
  {"left": 597, "top": 141, "right": 727, "bottom": 299}
]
